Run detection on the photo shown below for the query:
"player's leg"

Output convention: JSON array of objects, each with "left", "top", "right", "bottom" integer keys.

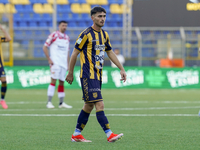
[
  {"left": 95, "top": 101, "right": 123, "bottom": 142},
  {"left": 0, "top": 76, "right": 8, "bottom": 109},
  {"left": 71, "top": 78, "right": 94, "bottom": 142},
  {"left": 47, "top": 64, "right": 60, "bottom": 108},
  {"left": 46, "top": 78, "right": 56, "bottom": 108},
  {"left": 58, "top": 67, "right": 72, "bottom": 108},
  {"left": 71, "top": 103, "right": 94, "bottom": 142},
  {"left": 58, "top": 80, "right": 72, "bottom": 108}
]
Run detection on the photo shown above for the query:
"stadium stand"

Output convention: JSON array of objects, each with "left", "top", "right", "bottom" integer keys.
[{"left": 2, "top": 0, "right": 199, "bottom": 63}]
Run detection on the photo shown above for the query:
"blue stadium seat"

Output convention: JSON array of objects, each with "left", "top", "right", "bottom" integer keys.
[
  {"left": 82, "top": 13, "right": 90, "bottom": 22},
  {"left": 132, "top": 40, "right": 138, "bottom": 44},
  {"left": 131, "top": 47, "right": 138, "bottom": 58},
  {"left": 173, "top": 31, "right": 180, "bottom": 35},
  {"left": 23, "top": 13, "right": 32, "bottom": 22},
  {"left": 118, "top": 21, "right": 122, "bottom": 27},
  {"left": 79, "top": 0, "right": 86, "bottom": 3},
  {"left": 15, "top": 5, "right": 24, "bottom": 12},
  {"left": 34, "top": 40, "right": 41, "bottom": 45},
  {"left": 185, "top": 31, "right": 192, "bottom": 35},
  {"left": 42, "top": 13, "right": 52, "bottom": 22},
  {"left": 13, "top": 13, "right": 22, "bottom": 22},
  {"left": 142, "top": 48, "right": 156, "bottom": 57},
  {"left": 21, "top": 40, "right": 29, "bottom": 49},
  {"left": 103, "top": 5, "right": 110, "bottom": 13},
  {"left": 108, "top": 0, "right": 117, "bottom": 4},
  {"left": 25, "top": 30, "right": 33, "bottom": 35},
  {"left": 29, "top": 0, "right": 38, "bottom": 3},
  {"left": 32, "top": 13, "right": 42, "bottom": 22},
  {"left": 34, "top": 48, "right": 44, "bottom": 57},
  {"left": 14, "top": 30, "right": 23, "bottom": 37},
  {"left": 38, "top": 0, "right": 47, "bottom": 3},
  {"left": 68, "top": 21, "right": 77, "bottom": 27},
  {"left": 47, "top": 21, "right": 52, "bottom": 27},
  {"left": 68, "top": 0, "right": 80, "bottom": 3},
  {"left": 24, "top": 5, "right": 33, "bottom": 13},
  {"left": 13, "top": 22, "right": 19, "bottom": 28},
  {"left": 108, "top": 22, "right": 118, "bottom": 27},
  {"left": 57, "top": 5, "right": 71, "bottom": 13},
  {"left": 142, "top": 31, "right": 151, "bottom": 35},
  {"left": 1, "top": 0, "right": 8, "bottom": 4},
  {"left": 163, "top": 31, "right": 170, "bottom": 35},
  {"left": 44, "top": 30, "right": 50, "bottom": 36},
  {"left": 39, "top": 21, "right": 48, "bottom": 27},
  {"left": 29, "top": 21, "right": 38, "bottom": 27},
  {"left": 77, "top": 21, "right": 87, "bottom": 27},
  {"left": 64, "top": 13, "right": 73, "bottom": 22},
  {"left": 19, "top": 21, "right": 28, "bottom": 27},
  {"left": 72, "top": 13, "right": 81, "bottom": 21}
]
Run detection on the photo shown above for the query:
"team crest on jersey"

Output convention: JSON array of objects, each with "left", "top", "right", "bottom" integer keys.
[
  {"left": 93, "top": 92, "right": 98, "bottom": 98},
  {"left": 77, "top": 38, "right": 82, "bottom": 44}
]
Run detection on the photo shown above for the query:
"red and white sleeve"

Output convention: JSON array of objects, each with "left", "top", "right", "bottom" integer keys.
[{"left": 44, "top": 32, "right": 57, "bottom": 47}]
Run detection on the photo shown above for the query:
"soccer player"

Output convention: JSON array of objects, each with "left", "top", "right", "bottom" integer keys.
[
  {"left": 0, "top": 24, "right": 11, "bottom": 109},
  {"left": 43, "top": 21, "right": 72, "bottom": 109},
  {"left": 66, "top": 7, "right": 127, "bottom": 142}
]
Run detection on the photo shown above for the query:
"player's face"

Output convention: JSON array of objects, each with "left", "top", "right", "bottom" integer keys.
[
  {"left": 59, "top": 23, "right": 67, "bottom": 33},
  {"left": 92, "top": 12, "right": 106, "bottom": 27}
]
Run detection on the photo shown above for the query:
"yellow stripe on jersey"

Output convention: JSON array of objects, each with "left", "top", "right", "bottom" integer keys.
[
  {"left": 94, "top": 31, "right": 100, "bottom": 80},
  {"left": 87, "top": 33, "right": 94, "bottom": 79},
  {"left": 78, "top": 34, "right": 87, "bottom": 49},
  {"left": 79, "top": 49, "right": 85, "bottom": 78},
  {"left": 0, "top": 37, "right": 3, "bottom": 66}
]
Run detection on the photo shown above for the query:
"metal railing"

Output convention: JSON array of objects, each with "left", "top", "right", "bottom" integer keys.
[{"left": 11, "top": 27, "right": 200, "bottom": 67}]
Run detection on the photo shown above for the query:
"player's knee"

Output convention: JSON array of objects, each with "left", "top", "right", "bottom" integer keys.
[
  {"left": 95, "top": 101, "right": 104, "bottom": 111},
  {"left": 83, "top": 103, "right": 94, "bottom": 113}
]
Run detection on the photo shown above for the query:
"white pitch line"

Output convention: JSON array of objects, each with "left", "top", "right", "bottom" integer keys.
[
  {"left": 0, "top": 114, "right": 198, "bottom": 117},
  {"left": 0, "top": 106, "right": 199, "bottom": 112},
  {"left": 6, "top": 101, "right": 200, "bottom": 105}
]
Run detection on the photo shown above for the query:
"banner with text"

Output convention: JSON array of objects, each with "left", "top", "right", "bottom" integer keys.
[{"left": 4, "top": 66, "right": 200, "bottom": 89}]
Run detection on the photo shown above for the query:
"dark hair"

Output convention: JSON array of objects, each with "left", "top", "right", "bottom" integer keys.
[
  {"left": 58, "top": 20, "right": 68, "bottom": 25},
  {"left": 90, "top": 6, "right": 106, "bottom": 16}
]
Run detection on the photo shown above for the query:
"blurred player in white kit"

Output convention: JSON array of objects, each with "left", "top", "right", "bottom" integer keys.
[{"left": 43, "top": 20, "right": 72, "bottom": 109}]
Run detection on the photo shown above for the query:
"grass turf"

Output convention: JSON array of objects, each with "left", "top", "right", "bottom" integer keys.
[{"left": 0, "top": 89, "right": 200, "bottom": 150}]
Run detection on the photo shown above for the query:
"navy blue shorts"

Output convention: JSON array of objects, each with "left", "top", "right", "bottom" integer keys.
[
  {"left": 80, "top": 78, "right": 103, "bottom": 103},
  {"left": 0, "top": 59, "right": 6, "bottom": 77}
]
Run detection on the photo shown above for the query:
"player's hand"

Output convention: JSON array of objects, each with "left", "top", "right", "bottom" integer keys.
[
  {"left": 65, "top": 73, "right": 74, "bottom": 85},
  {"left": 120, "top": 70, "right": 126, "bottom": 82},
  {"left": 48, "top": 59, "right": 53, "bottom": 66}
]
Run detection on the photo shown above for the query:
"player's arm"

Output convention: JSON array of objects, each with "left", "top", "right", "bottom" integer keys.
[
  {"left": 67, "top": 50, "right": 70, "bottom": 71},
  {"left": 43, "top": 33, "right": 55, "bottom": 65},
  {"left": 65, "top": 49, "right": 80, "bottom": 84},
  {"left": 43, "top": 45, "right": 53, "bottom": 65},
  {"left": 106, "top": 50, "right": 127, "bottom": 82},
  {"left": 0, "top": 24, "right": 11, "bottom": 42}
]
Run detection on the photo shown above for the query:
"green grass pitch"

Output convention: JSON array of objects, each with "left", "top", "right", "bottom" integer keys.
[{"left": 0, "top": 89, "right": 200, "bottom": 150}]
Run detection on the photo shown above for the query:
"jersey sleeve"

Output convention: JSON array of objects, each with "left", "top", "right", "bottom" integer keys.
[
  {"left": 105, "top": 32, "right": 112, "bottom": 51},
  {"left": 0, "top": 36, "right": 6, "bottom": 43},
  {"left": 74, "top": 32, "right": 88, "bottom": 52},
  {"left": 44, "top": 32, "right": 57, "bottom": 47}
]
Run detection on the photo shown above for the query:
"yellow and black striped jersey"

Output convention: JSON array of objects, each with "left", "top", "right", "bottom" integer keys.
[
  {"left": 0, "top": 36, "right": 6, "bottom": 43},
  {"left": 75, "top": 27, "right": 112, "bottom": 81},
  {"left": 0, "top": 36, "right": 6, "bottom": 63}
]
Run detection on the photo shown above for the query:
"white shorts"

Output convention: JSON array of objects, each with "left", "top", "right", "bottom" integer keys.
[{"left": 50, "top": 65, "right": 67, "bottom": 81}]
